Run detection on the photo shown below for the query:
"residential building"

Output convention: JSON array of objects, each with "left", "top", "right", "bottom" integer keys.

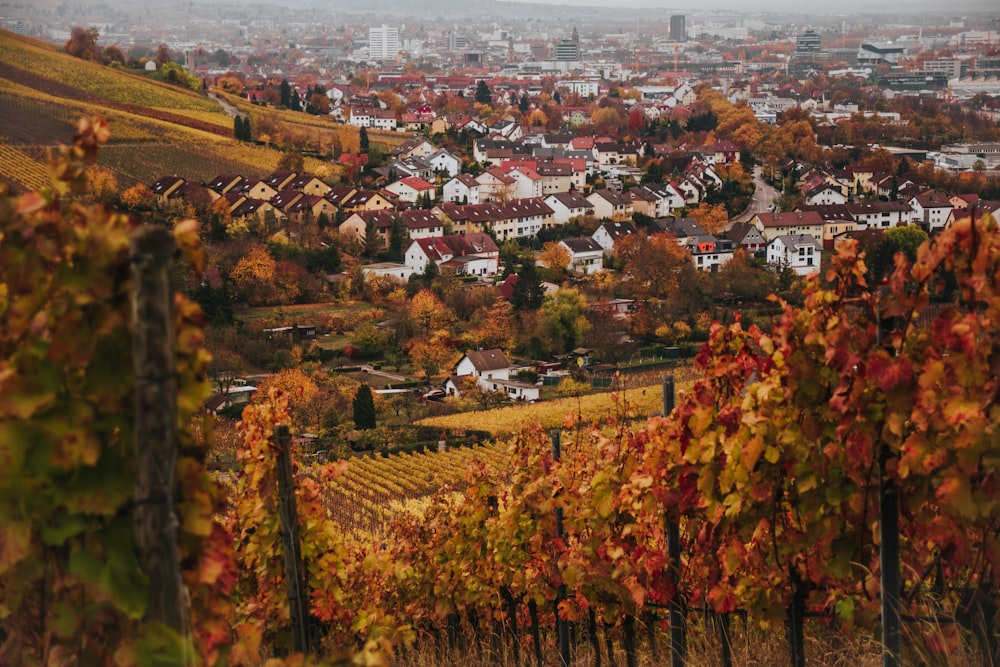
[
  {"left": 559, "top": 237, "right": 605, "bottom": 275},
  {"left": 909, "top": 191, "right": 954, "bottom": 232},
  {"left": 593, "top": 221, "right": 638, "bottom": 253},
  {"left": 587, "top": 188, "right": 633, "bottom": 221},
  {"left": 443, "top": 174, "right": 481, "bottom": 204},
  {"left": 545, "top": 191, "right": 594, "bottom": 225},
  {"left": 751, "top": 211, "right": 825, "bottom": 243},
  {"left": 403, "top": 233, "right": 499, "bottom": 277},
  {"left": 767, "top": 234, "right": 822, "bottom": 276}
]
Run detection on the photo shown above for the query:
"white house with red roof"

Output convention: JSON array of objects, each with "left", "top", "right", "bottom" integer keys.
[
  {"left": 384, "top": 176, "right": 437, "bottom": 203},
  {"left": 403, "top": 232, "right": 499, "bottom": 277},
  {"left": 750, "top": 211, "right": 825, "bottom": 243}
]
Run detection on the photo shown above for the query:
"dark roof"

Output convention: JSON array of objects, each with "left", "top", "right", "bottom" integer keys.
[
  {"left": 462, "top": 349, "right": 511, "bottom": 372},
  {"left": 561, "top": 237, "right": 603, "bottom": 253}
]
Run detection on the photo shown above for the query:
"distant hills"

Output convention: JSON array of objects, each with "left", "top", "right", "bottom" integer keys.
[{"left": 0, "top": 30, "right": 343, "bottom": 193}]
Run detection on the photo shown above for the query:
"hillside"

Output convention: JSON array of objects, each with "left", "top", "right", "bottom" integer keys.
[{"left": 0, "top": 30, "right": 351, "bottom": 190}]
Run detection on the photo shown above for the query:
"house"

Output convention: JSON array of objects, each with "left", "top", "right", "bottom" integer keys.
[
  {"left": 428, "top": 149, "right": 462, "bottom": 177},
  {"left": 236, "top": 178, "right": 279, "bottom": 202},
  {"left": 592, "top": 221, "right": 638, "bottom": 253},
  {"left": 726, "top": 222, "right": 767, "bottom": 254},
  {"left": 651, "top": 216, "right": 707, "bottom": 242},
  {"left": 149, "top": 175, "right": 185, "bottom": 203},
  {"left": 684, "top": 235, "right": 735, "bottom": 272},
  {"left": 545, "top": 191, "right": 594, "bottom": 225},
  {"left": 454, "top": 349, "right": 513, "bottom": 386},
  {"left": 804, "top": 183, "right": 848, "bottom": 206},
  {"left": 404, "top": 233, "right": 500, "bottom": 277},
  {"left": 477, "top": 168, "right": 517, "bottom": 202},
  {"left": 263, "top": 169, "right": 298, "bottom": 192},
  {"left": 206, "top": 173, "right": 244, "bottom": 195},
  {"left": 797, "top": 204, "right": 858, "bottom": 249},
  {"left": 392, "top": 139, "right": 436, "bottom": 160},
  {"left": 443, "top": 174, "right": 482, "bottom": 204},
  {"left": 559, "top": 237, "right": 605, "bottom": 274},
  {"left": 287, "top": 173, "right": 330, "bottom": 197},
  {"left": 360, "top": 262, "right": 415, "bottom": 284},
  {"left": 370, "top": 108, "right": 398, "bottom": 131},
  {"left": 767, "top": 234, "right": 822, "bottom": 276},
  {"left": 506, "top": 166, "right": 544, "bottom": 199},
  {"left": 384, "top": 176, "right": 437, "bottom": 204},
  {"left": 435, "top": 198, "right": 555, "bottom": 241},
  {"left": 535, "top": 160, "right": 576, "bottom": 194},
  {"left": 844, "top": 201, "right": 913, "bottom": 230},
  {"left": 287, "top": 194, "right": 336, "bottom": 222},
  {"left": 909, "top": 191, "right": 954, "bottom": 232},
  {"left": 269, "top": 189, "right": 304, "bottom": 214},
  {"left": 587, "top": 188, "right": 634, "bottom": 221},
  {"left": 340, "top": 189, "right": 395, "bottom": 213},
  {"left": 386, "top": 156, "right": 435, "bottom": 181},
  {"left": 751, "top": 211, "right": 825, "bottom": 243}
]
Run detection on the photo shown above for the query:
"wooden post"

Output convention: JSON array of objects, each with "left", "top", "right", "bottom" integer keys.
[
  {"left": 879, "top": 446, "right": 901, "bottom": 667},
  {"left": 663, "top": 375, "right": 686, "bottom": 667},
  {"left": 130, "top": 227, "right": 188, "bottom": 640},
  {"left": 550, "top": 429, "right": 571, "bottom": 667},
  {"left": 275, "top": 425, "right": 310, "bottom": 654}
]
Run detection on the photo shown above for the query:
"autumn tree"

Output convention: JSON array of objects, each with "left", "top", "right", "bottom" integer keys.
[
  {"left": 229, "top": 242, "right": 279, "bottom": 305},
  {"left": 465, "top": 299, "right": 516, "bottom": 352},
  {"left": 408, "top": 289, "right": 454, "bottom": 337},
  {"left": 119, "top": 182, "right": 155, "bottom": 211},
  {"left": 65, "top": 26, "right": 102, "bottom": 61},
  {"left": 539, "top": 241, "right": 571, "bottom": 273},
  {"left": 155, "top": 42, "right": 172, "bottom": 68},
  {"left": 617, "top": 233, "right": 693, "bottom": 300},
  {"left": 688, "top": 202, "right": 729, "bottom": 235},
  {"left": 408, "top": 330, "right": 458, "bottom": 379}
]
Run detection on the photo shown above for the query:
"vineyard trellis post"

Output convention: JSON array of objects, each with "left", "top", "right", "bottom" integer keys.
[
  {"left": 662, "top": 374, "right": 686, "bottom": 667},
  {"left": 275, "top": 424, "right": 311, "bottom": 654},
  {"left": 876, "top": 296, "right": 902, "bottom": 667},
  {"left": 549, "top": 429, "right": 571, "bottom": 667},
  {"left": 879, "top": 446, "right": 902, "bottom": 667},
  {"left": 130, "top": 226, "right": 191, "bottom": 650}
]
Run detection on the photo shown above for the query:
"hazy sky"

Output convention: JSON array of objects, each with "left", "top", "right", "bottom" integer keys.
[{"left": 497, "top": 0, "right": 998, "bottom": 12}]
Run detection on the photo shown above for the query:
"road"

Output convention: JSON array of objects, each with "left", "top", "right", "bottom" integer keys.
[{"left": 732, "top": 165, "right": 780, "bottom": 224}]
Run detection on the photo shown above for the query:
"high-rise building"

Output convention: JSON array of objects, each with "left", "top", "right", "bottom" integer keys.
[
  {"left": 555, "top": 27, "right": 580, "bottom": 61},
  {"left": 796, "top": 30, "right": 822, "bottom": 54},
  {"left": 369, "top": 24, "right": 399, "bottom": 61},
  {"left": 670, "top": 15, "right": 686, "bottom": 42}
]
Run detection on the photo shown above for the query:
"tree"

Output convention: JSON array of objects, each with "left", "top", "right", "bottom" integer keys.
[
  {"left": 64, "top": 26, "right": 102, "bottom": 61},
  {"left": 119, "top": 183, "right": 155, "bottom": 211},
  {"left": 475, "top": 79, "right": 492, "bottom": 105},
  {"left": 408, "top": 331, "right": 457, "bottom": 379},
  {"left": 359, "top": 126, "right": 370, "bottom": 153},
  {"left": 229, "top": 243, "right": 278, "bottom": 305},
  {"left": 103, "top": 45, "right": 125, "bottom": 66},
  {"left": 278, "top": 151, "right": 304, "bottom": 172},
  {"left": 688, "top": 202, "right": 729, "bottom": 235},
  {"left": 519, "top": 92, "right": 530, "bottom": 114},
  {"left": 408, "top": 289, "right": 453, "bottom": 336},
  {"left": 279, "top": 79, "right": 292, "bottom": 108},
  {"left": 539, "top": 241, "right": 571, "bottom": 273},
  {"left": 155, "top": 42, "right": 171, "bottom": 68},
  {"left": 538, "top": 288, "right": 590, "bottom": 354},
  {"left": 511, "top": 262, "right": 545, "bottom": 312},
  {"left": 617, "top": 233, "right": 693, "bottom": 300},
  {"left": 352, "top": 384, "right": 377, "bottom": 430}
]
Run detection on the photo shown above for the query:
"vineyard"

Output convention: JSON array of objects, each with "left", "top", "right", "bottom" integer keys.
[
  {"left": 0, "top": 30, "right": 222, "bottom": 113},
  {"left": 417, "top": 370, "right": 698, "bottom": 436},
  {"left": 1, "top": 126, "right": 998, "bottom": 667},
  {"left": 0, "top": 87, "right": 338, "bottom": 187},
  {"left": 302, "top": 442, "right": 507, "bottom": 538}
]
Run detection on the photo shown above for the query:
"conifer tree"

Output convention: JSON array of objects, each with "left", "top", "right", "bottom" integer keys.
[{"left": 352, "top": 384, "right": 376, "bottom": 430}]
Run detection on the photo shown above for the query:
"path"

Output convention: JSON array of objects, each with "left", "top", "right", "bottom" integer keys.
[
  {"left": 359, "top": 364, "right": 409, "bottom": 384},
  {"left": 208, "top": 92, "right": 243, "bottom": 119}
]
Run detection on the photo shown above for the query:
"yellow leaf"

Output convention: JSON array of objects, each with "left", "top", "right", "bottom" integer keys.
[{"left": 764, "top": 445, "right": 780, "bottom": 464}]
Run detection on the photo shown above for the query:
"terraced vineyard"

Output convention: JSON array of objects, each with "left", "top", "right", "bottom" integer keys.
[
  {"left": 307, "top": 443, "right": 506, "bottom": 538},
  {"left": 0, "top": 139, "right": 50, "bottom": 191}
]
